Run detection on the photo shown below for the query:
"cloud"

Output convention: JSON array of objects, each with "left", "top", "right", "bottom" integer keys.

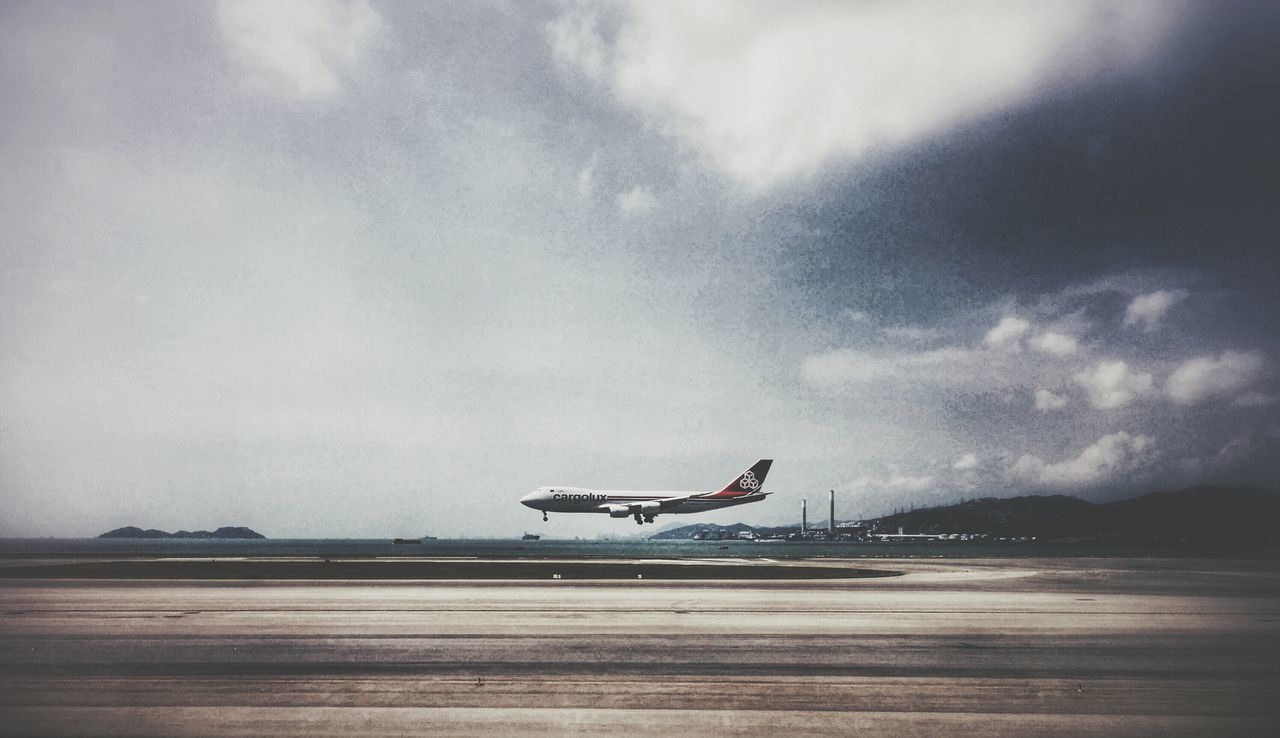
[
  {"left": 217, "top": 0, "right": 383, "bottom": 99},
  {"left": 1235, "top": 392, "right": 1278, "bottom": 407},
  {"left": 801, "top": 347, "right": 976, "bottom": 387},
  {"left": 1123, "top": 288, "right": 1187, "bottom": 332},
  {"left": 549, "top": 1, "right": 1179, "bottom": 188},
  {"left": 1012, "top": 431, "right": 1153, "bottom": 488},
  {"left": 802, "top": 350, "right": 895, "bottom": 385},
  {"left": 883, "top": 325, "right": 944, "bottom": 342},
  {"left": 886, "top": 474, "right": 934, "bottom": 492},
  {"left": 4, "top": 2, "right": 1277, "bottom": 539},
  {"left": 577, "top": 150, "right": 600, "bottom": 199},
  {"left": 851, "top": 473, "right": 935, "bottom": 493},
  {"left": 983, "top": 316, "right": 1031, "bottom": 350},
  {"left": 1167, "top": 350, "right": 1268, "bottom": 405},
  {"left": 546, "top": 5, "right": 609, "bottom": 82},
  {"left": 1030, "top": 331, "right": 1078, "bottom": 357},
  {"left": 806, "top": 311, "right": 1077, "bottom": 395},
  {"left": 615, "top": 184, "right": 658, "bottom": 216},
  {"left": 1073, "top": 360, "right": 1154, "bottom": 409},
  {"left": 1034, "top": 388, "right": 1068, "bottom": 411},
  {"left": 1214, "top": 435, "right": 1258, "bottom": 468},
  {"left": 952, "top": 453, "right": 978, "bottom": 471}
]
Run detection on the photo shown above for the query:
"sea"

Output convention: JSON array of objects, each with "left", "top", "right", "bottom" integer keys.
[{"left": 0, "top": 538, "right": 1273, "bottom": 559}]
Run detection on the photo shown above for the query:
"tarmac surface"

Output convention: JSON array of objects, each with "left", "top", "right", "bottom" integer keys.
[{"left": 1, "top": 556, "right": 1278, "bottom": 736}]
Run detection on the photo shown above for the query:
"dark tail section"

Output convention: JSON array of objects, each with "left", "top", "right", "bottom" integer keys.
[{"left": 708, "top": 459, "right": 772, "bottom": 498}]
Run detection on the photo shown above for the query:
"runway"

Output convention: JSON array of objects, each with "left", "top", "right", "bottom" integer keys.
[{"left": 2, "top": 556, "right": 1278, "bottom": 736}]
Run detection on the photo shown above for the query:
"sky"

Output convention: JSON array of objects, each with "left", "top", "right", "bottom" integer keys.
[{"left": 2, "top": 0, "right": 1278, "bottom": 538}]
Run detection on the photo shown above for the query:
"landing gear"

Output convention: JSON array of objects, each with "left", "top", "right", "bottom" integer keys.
[
  {"left": 634, "top": 513, "right": 643, "bottom": 525},
  {"left": 542, "top": 511, "right": 548, "bottom": 522},
  {"left": 643, "top": 515, "right": 655, "bottom": 524},
  {"left": 633, "top": 513, "right": 656, "bottom": 525}
]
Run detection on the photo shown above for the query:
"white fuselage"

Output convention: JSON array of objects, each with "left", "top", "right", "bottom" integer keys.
[
  {"left": 520, "top": 487, "right": 767, "bottom": 516},
  {"left": 522, "top": 459, "right": 773, "bottom": 524}
]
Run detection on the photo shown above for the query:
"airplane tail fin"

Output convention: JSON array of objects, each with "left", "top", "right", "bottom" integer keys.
[{"left": 707, "top": 459, "right": 772, "bottom": 498}]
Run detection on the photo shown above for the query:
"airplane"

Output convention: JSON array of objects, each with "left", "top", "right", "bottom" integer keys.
[{"left": 520, "top": 459, "right": 773, "bottom": 525}]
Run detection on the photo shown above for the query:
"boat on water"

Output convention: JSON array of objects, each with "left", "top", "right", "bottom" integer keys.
[
  {"left": 521, "top": 533, "right": 541, "bottom": 541},
  {"left": 391, "top": 535, "right": 438, "bottom": 544}
]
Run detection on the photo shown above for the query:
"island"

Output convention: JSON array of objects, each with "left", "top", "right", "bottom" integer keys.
[{"left": 98, "top": 526, "right": 265, "bottom": 540}]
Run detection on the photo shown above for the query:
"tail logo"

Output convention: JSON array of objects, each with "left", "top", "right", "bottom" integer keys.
[{"left": 739, "top": 471, "right": 760, "bottom": 491}]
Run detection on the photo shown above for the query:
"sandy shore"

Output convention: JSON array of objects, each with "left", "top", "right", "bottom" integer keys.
[{"left": 1, "top": 557, "right": 1278, "bottom": 736}]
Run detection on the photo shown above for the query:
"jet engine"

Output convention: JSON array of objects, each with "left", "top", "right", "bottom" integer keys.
[{"left": 607, "top": 505, "right": 632, "bottom": 518}]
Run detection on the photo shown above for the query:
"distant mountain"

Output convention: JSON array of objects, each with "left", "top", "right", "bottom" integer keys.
[
  {"left": 877, "top": 486, "right": 1279, "bottom": 541},
  {"left": 877, "top": 495, "right": 1100, "bottom": 539},
  {"left": 649, "top": 522, "right": 804, "bottom": 540},
  {"left": 650, "top": 523, "right": 759, "bottom": 540},
  {"left": 98, "top": 526, "right": 265, "bottom": 539},
  {"left": 1099, "top": 485, "right": 1280, "bottom": 541},
  {"left": 648, "top": 485, "right": 1280, "bottom": 543}
]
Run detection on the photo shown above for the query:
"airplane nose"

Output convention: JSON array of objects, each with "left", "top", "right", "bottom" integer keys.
[{"left": 520, "top": 490, "right": 539, "bottom": 508}]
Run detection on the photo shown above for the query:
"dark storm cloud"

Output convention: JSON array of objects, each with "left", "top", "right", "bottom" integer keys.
[{"left": 786, "top": 1, "right": 1280, "bottom": 324}]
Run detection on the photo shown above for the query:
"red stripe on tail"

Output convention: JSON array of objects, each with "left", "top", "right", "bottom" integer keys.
[{"left": 706, "top": 459, "right": 772, "bottom": 498}]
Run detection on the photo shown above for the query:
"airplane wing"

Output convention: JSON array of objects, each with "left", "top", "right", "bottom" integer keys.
[
  {"left": 595, "top": 493, "right": 700, "bottom": 512},
  {"left": 651, "top": 493, "right": 701, "bottom": 507}
]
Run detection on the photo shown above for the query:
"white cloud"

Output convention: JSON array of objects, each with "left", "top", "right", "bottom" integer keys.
[
  {"left": 1034, "top": 389, "right": 1068, "bottom": 411},
  {"left": 984, "top": 316, "right": 1031, "bottom": 350},
  {"left": 1235, "top": 392, "right": 1277, "bottom": 407},
  {"left": 577, "top": 150, "right": 600, "bottom": 199},
  {"left": 1073, "top": 360, "right": 1154, "bottom": 409},
  {"left": 887, "top": 474, "right": 934, "bottom": 492},
  {"left": 615, "top": 185, "right": 658, "bottom": 215},
  {"left": 546, "top": 6, "right": 609, "bottom": 82},
  {"left": 851, "top": 473, "right": 935, "bottom": 492},
  {"left": 217, "top": 0, "right": 383, "bottom": 99},
  {"left": 1030, "top": 331, "right": 1078, "bottom": 357},
  {"left": 1167, "top": 350, "right": 1268, "bottom": 405},
  {"left": 1123, "top": 288, "right": 1187, "bottom": 332},
  {"left": 801, "top": 347, "right": 976, "bottom": 387},
  {"left": 803, "top": 350, "right": 896, "bottom": 385},
  {"left": 883, "top": 325, "right": 944, "bottom": 342},
  {"left": 952, "top": 453, "right": 978, "bottom": 471},
  {"left": 549, "top": 1, "right": 1178, "bottom": 188},
  {"left": 1012, "top": 431, "right": 1153, "bottom": 488},
  {"left": 1214, "top": 435, "right": 1257, "bottom": 468}
]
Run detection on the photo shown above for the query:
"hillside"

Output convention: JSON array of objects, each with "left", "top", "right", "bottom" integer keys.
[
  {"left": 98, "top": 526, "right": 266, "bottom": 540},
  {"left": 649, "top": 523, "right": 760, "bottom": 540},
  {"left": 880, "top": 486, "right": 1278, "bottom": 541},
  {"left": 649, "top": 485, "right": 1280, "bottom": 543},
  {"left": 877, "top": 495, "right": 1099, "bottom": 539},
  {"left": 1100, "top": 485, "right": 1280, "bottom": 540}
]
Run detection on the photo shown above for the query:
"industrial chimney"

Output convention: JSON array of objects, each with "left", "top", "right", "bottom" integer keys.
[
  {"left": 829, "top": 490, "right": 835, "bottom": 537},
  {"left": 801, "top": 499, "right": 807, "bottom": 533}
]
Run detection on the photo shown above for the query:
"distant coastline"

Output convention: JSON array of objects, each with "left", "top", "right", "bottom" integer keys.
[
  {"left": 98, "top": 526, "right": 265, "bottom": 540},
  {"left": 651, "top": 484, "right": 1279, "bottom": 543}
]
